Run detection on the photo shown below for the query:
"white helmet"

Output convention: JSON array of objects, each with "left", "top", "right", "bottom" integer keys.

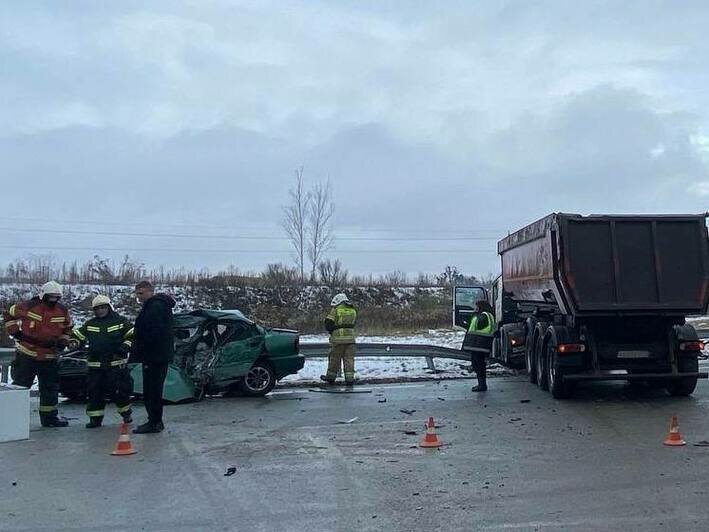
[
  {"left": 92, "top": 295, "right": 112, "bottom": 308},
  {"left": 331, "top": 293, "right": 350, "bottom": 307},
  {"left": 39, "top": 281, "right": 63, "bottom": 299}
]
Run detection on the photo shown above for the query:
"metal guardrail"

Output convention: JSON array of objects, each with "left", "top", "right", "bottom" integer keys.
[
  {"left": 2, "top": 329, "right": 708, "bottom": 383},
  {"left": 0, "top": 343, "right": 471, "bottom": 382},
  {"left": 1, "top": 347, "right": 13, "bottom": 383},
  {"left": 300, "top": 342, "right": 470, "bottom": 372}
]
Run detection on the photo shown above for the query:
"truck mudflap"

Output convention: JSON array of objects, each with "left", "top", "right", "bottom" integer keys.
[{"left": 563, "top": 372, "right": 708, "bottom": 382}]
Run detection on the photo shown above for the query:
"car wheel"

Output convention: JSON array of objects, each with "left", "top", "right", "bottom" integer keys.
[{"left": 237, "top": 360, "right": 276, "bottom": 397}]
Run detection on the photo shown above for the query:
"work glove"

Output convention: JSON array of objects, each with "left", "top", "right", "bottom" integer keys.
[{"left": 67, "top": 339, "right": 80, "bottom": 351}]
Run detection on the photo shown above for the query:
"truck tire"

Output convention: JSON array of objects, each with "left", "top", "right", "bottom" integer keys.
[
  {"left": 491, "top": 336, "right": 502, "bottom": 364},
  {"left": 525, "top": 320, "right": 538, "bottom": 383},
  {"left": 498, "top": 329, "right": 508, "bottom": 366},
  {"left": 525, "top": 337, "right": 537, "bottom": 383},
  {"left": 546, "top": 342, "right": 574, "bottom": 399},
  {"left": 535, "top": 338, "right": 548, "bottom": 391},
  {"left": 666, "top": 354, "right": 699, "bottom": 397}
]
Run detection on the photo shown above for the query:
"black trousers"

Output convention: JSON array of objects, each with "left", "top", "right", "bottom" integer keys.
[
  {"left": 11, "top": 353, "right": 60, "bottom": 419},
  {"left": 471, "top": 351, "right": 487, "bottom": 384},
  {"left": 142, "top": 362, "right": 169, "bottom": 424},
  {"left": 86, "top": 366, "right": 133, "bottom": 421}
]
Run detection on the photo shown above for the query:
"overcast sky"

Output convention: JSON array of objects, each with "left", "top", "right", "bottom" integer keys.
[{"left": 1, "top": 1, "right": 708, "bottom": 278}]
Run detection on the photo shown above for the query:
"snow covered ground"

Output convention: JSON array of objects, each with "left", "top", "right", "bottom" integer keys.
[
  {"left": 280, "top": 329, "right": 513, "bottom": 386},
  {"left": 280, "top": 321, "right": 709, "bottom": 387}
]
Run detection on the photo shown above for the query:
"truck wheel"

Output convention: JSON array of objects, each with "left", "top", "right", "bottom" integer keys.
[
  {"left": 536, "top": 340, "right": 548, "bottom": 391},
  {"left": 491, "top": 336, "right": 501, "bottom": 364},
  {"left": 547, "top": 343, "right": 574, "bottom": 399},
  {"left": 666, "top": 355, "right": 699, "bottom": 397},
  {"left": 498, "top": 330, "right": 507, "bottom": 365},
  {"left": 237, "top": 360, "right": 276, "bottom": 397},
  {"left": 525, "top": 335, "right": 537, "bottom": 383}
]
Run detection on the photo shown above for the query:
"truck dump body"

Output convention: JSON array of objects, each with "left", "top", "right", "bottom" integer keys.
[{"left": 499, "top": 213, "right": 709, "bottom": 316}]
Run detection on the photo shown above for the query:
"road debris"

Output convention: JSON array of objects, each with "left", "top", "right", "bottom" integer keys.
[
  {"left": 693, "top": 440, "right": 709, "bottom": 447},
  {"left": 400, "top": 409, "right": 416, "bottom": 415},
  {"left": 338, "top": 417, "right": 359, "bottom": 424},
  {"left": 520, "top": 399, "right": 531, "bottom": 403},
  {"left": 309, "top": 388, "right": 373, "bottom": 394},
  {"left": 224, "top": 467, "right": 237, "bottom": 477},
  {"left": 378, "top": 398, "right": 387, "bottom": 403}
]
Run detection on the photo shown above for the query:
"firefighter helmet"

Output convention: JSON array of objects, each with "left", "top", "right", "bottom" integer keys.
[
  {"left": 92, "top": 295, "right": 112, "bottom": 308},
  {"left": 39, "top": 281, "right": 63, "bottom": 298},
  {"left": 331, "top": 293, "right": 350, "bottom": 307}
]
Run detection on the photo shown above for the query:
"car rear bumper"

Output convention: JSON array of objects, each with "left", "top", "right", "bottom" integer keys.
[{"left": 273, "top": 354, "right": 305, "bottom": 380}]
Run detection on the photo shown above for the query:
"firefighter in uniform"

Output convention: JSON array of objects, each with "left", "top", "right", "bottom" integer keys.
[
  {"left": 463, "top": 300, "right": 495, "bottom": 392},
  {"left": 320, "top": 293, "right": 357, "bottom": 385},
  {"left": 71, "top": 295, "right": 134, "bottom": 428},
  {"left": 2, "top": 281, "right": 73, "bottom": 427}
]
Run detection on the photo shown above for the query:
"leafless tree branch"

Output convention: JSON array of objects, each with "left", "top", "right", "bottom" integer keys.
[
  {"left": 307, "top": 179, "right": 334, "bottom": 280},
  {"left": 281, "top": 166, "right": 311, "bottom": 281}
]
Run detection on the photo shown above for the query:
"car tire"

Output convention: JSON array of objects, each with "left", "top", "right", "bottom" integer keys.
[
  {"left": 666, "top": 354, "right": 699, "bottom": 397},
  {"left": 237, "top": 360, "right": 276, "bottom": 397}
]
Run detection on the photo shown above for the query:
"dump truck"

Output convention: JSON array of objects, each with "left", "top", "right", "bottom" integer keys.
[{"left": 456, "top": 213, "right": 709, "bottom": 398}]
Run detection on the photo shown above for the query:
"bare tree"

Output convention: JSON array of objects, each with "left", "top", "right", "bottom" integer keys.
[
  {"left": 318, "top": 258, "right": 348, "bottom": 287},
  {"left": 281, "top": 166, "right": 311, "bottom": 281},
  {"left": 307, "top": 180, "right": 335, "bottom": 280}
]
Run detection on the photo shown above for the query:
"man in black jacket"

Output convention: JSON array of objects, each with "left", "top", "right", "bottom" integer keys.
[{"left": 131, "top": 281, "right": 175, "bottom": 434}]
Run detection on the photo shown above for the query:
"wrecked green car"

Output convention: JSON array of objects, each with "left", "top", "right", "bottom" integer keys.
[{"left": 58, "top": 309, "right": 303, "bottom": 402}]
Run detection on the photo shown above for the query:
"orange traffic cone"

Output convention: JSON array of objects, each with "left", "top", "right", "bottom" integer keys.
[
  {"left": 419, "top": 416, "right": 442, "bottom": 448},
  {"left": 111, "top": 422, "right": 137, "bottom": 456},
  {"left": 663, "top": 415, "right": 686, "bottom": 447}
]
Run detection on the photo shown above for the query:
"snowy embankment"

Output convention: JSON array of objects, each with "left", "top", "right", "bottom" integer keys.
[{"left": 279, "top": 329, "right": 514, "bottom": 386}]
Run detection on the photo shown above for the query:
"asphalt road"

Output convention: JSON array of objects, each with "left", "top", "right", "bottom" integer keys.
[{"left": 3, "top": 376, "right": 709, "bottom": 532}]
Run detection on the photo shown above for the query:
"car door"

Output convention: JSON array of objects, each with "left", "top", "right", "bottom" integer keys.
[{"left": 210, "top": 320, "right": 265, "bottom": 387}]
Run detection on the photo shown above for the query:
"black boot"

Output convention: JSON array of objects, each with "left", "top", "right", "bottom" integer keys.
[
  {"left": 320, "top": 375, "right": 335, "bottom": 384},
  {"left": 85, "top": 416, "right": 103, "bottom": 429},
  {"left": 471, "top": 376, "right": 488, "bottom": 392},
  {"left": 41, "top": 415, "right": 69, "bottom": 428},
  {"left": 133, "top": 421, "right": 163, "bottom": 434}
]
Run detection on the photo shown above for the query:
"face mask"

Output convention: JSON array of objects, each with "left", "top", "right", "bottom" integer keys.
[{"left": 43, "top": 296, "right": 60, "bottom": 307}]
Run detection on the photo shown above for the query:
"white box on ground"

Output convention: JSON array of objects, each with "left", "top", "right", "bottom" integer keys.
[{"left": 0, "top": 384, "right": 30, "bottom": 443}]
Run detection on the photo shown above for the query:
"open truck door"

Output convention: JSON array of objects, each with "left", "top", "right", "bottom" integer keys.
[{"left": 453, "top": 285, "right": 488, "bottom": 329}]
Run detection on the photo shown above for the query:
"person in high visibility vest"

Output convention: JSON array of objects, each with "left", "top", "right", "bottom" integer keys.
[
  {"left": 320, "top": 293, "right": 357, "bottom": 385},
  {"left": 463, "top": 300, "right": 495, "bottom": 392},
  {"left": 71, "top": 295, "right": 134, "bottom": 428},
  {"left": 2, "top": 281, "right": 74, "bottom": 427}
]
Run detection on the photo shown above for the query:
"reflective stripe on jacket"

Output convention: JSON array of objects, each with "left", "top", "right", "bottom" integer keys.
[
  {"left": 2, "top": 298, "right": 73, "bottom": 360},
  {"left": 326, "top": 304, "right": 357, "bottom": 345},
  {"left": 72, "top": 310, "right": 133, "bottom": 366},
  {"left": 467, "top": 312, "right": 494, "bottom": 336}
]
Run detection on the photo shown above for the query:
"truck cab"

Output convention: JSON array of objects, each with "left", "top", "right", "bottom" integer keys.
[{"left": 453, "top": 282, "right": 526, "bottom": 368}]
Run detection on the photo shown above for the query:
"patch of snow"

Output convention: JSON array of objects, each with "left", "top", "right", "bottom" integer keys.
[{"left": 281, "top": 329, "right": 515, "bottom": 385}]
